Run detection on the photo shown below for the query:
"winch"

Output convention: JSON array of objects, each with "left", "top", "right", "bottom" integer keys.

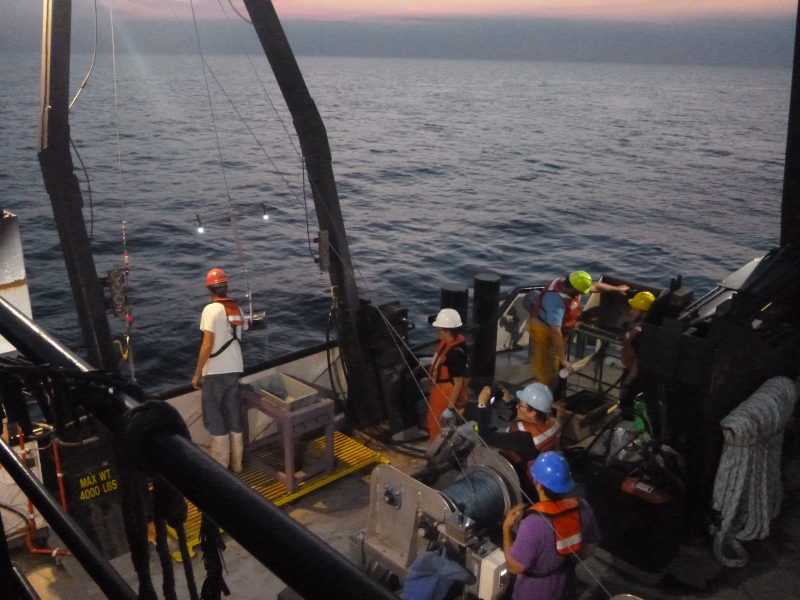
[{"left": 348, "top": 426, "right": 520, "bottom": 599}]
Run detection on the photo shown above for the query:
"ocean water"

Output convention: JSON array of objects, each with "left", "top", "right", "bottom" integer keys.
[{"left": 0, "top": 51, "right": 791, "bottom": 391}]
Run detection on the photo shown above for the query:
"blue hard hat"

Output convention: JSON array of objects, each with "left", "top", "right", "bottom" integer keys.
[{"left": 529, "top": 452, "right": 576, "bottom": 494}]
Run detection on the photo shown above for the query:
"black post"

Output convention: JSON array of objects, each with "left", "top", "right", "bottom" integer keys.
[
  {"left": 781, "top": 1, "right": 800, "bottom": 247},
  {"left": 440, "top": 284, "right": 469, "bottom": 328},
  {"left": 241, "top": 0, "right": 381, "bottom": 423},
  {"left": 471, "top": 274, "right": 501, "bottom": 383},
  {"left": 37, "top": 0, "right": 118, "bottom": 374}
]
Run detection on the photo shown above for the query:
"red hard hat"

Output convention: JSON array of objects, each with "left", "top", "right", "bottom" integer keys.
[{"left": 206, "top": 268, "right": 228, "bottom": 287}]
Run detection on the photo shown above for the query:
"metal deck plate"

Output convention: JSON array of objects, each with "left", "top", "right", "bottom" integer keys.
[{"left": 169, "top": 431, "right": 385, "bottom": 561}]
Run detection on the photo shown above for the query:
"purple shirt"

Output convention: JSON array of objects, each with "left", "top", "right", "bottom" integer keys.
[{"left": 508, "top": 499, "right": 600, "bottom": 600}]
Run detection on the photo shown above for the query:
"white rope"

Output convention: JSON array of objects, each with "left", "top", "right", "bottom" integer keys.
[{"left": 712, "top": 376, "right": 797, "bottom": 567}]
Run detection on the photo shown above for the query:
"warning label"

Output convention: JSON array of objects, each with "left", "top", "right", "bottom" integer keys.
[{"left": 77, "top": 467, "right": 118, "bottom": 501}]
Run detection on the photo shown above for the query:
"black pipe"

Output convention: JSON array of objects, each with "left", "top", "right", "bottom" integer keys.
[
  {"left": 782, "top": 1, "right": 800, "bottom": 247},
  {"left": 0, "top": 516, "right": 21, "bottom": 600},
  {"left": 0, "top": 296, "right": 92, "bottom": 372},
  {"left": 471, "top": 273, "right": 501, "bottom": 382},
  {"left": 150, "top": 435, "right": 396, "bottom": 600},
  {"left": 0, "top": 298, "right": 396, "bottom": 600},
  {"left": 0, "top": 436, "right": 137, "bottom": 600},
  {"left": 11, "top": 564, "right": 43, "bottom": 600},
  {"left": 440, "top": 284, "right": 469, "bottom": 327}
]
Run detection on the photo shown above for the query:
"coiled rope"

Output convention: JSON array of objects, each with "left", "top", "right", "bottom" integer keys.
[{"left": 712, "top": 376, "right": 797, "bottom": 567}]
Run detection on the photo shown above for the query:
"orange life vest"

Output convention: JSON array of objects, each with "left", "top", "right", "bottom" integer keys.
[
  {"left": 214, "top": 298, "right": 245, "bottom": 328},
  {"left": 514, "top": 418, "right": 562, "bottom": 453},
  {"left": 430, "top": 335, "right": 468, "bottom": 389},
  {"left": 208, "top": 298, "right": 244, "bottom": 358},
  {"left": 621, "top": 324, "right": 641, "bottom": 370},
  {"left": 525, "top": 498, "right": 583, "bottom": 555},
  {"left": 427, "top": 335, "right": 468, "bottom": 437},
  {"left": 530, "top": 278, "right": 582, "bottom": 332}
]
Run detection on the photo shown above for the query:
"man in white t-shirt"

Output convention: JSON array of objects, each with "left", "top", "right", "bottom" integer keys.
[{"left": 191, "top": 268, "right": 247, "bottom": 472}]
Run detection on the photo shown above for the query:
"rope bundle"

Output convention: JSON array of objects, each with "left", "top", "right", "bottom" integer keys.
[{"left": 712, "top": 376, "right": 797, "bottom": 567}]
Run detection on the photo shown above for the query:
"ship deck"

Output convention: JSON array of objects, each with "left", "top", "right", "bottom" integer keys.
[{"left": 11, "top": 347, "right": 800, "bottom": 600}]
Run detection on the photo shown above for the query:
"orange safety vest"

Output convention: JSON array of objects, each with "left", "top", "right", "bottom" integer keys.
[
  {"left": 513, "top": 418, "right": 562, "bottom": 453},
  {"left": 427, "top": 335, "right": 468, "bottom": 437},
  {"left": 530, "top": 278, "right": 582, "bottom": 332},
  {"left": 621, "top": 324, "right": 641, "bottom": 370},
  {"left": 214, "top": 298, "right": 245, "bottom": 327},
  {"left": 525, "top": 498, "right": 583, "bottom": 555},
  {"left": 208, "top": 298, "right": 244, "bottom": 358}
]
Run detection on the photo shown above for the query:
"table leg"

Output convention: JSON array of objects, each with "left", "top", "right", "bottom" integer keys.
[
  {"left": 283, "top": 424, "right": 296, "bottom": 493},
  {"left": 325, "top": 420, "right": 334, "bottom": 475}
]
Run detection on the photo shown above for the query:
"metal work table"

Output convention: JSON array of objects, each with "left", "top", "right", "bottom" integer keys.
[{"left": 242, "top": 392, "right": 336, "bottom": 493}]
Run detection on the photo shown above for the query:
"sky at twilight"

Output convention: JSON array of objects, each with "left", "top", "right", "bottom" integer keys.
[{"left": 114, "top": 0, "right": 796, "bottom": 21}]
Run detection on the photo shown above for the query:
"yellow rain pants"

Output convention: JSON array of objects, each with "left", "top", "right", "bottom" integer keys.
[{"left": 529, "top": 319, "right": 560, "bottom": 389}]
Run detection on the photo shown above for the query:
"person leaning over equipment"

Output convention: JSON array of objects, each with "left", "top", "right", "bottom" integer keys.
[
  {"left": 503, "top": 452, "right": 600, "bottom": 600},
  {"left": 191, "top": 268, "right": 248, "bottom": 472},
  {"left": 477, "top": 383, "right": 561, "bottom": 454},
  {"left": 529, "top": 271, "right": 629, "bottom": 389},
  {"left": 426, "top": 308, "right": 469, "bottom": 439},
  {"left": 619, "top": 291, "right": 656, "bottom": 413}
]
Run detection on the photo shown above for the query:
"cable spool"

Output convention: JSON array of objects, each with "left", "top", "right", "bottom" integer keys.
[{"left": 439, "top": 468, "right": 510, "bottom": 525}]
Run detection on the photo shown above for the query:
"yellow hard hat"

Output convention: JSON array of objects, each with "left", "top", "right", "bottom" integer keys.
[
  {"left": 629, "top": 291, "right": 656, "bottom": 311},
  {"left": 568, "top": 271, "right": 592, "bottom": 294}
]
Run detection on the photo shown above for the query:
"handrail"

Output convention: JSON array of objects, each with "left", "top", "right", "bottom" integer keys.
[{"left": 0, "top": 295, "right": 396, "bottom": 600}]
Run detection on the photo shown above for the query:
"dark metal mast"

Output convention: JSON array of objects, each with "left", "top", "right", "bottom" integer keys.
[
  {"left": 781, "top": 0, "right": 800, "bottom": 247},
  {"left": 38, "top": 0, "right": 118, "bottom": 374},
  {"left": 242, "top": 0, "right": 382, "bottom": 422}
]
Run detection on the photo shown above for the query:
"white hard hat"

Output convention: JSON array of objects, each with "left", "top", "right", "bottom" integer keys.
[
  {"left": 516, "top": 383, "right": 554, "bottom": 413},
  {"left": 432, "top": 308, "right": 462, "bottom": 329}
]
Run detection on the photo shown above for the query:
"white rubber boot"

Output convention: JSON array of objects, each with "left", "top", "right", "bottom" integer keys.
[
  {"left": 230, "top": 431, "right": 243, "bottom": 474},
  {"left": 210, "top": 435, "right": 230, "bottom": 468}
]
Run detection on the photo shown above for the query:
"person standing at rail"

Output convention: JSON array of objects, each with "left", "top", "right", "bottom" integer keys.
[
  {"left": 503, "top": 452, "right": 600, "bottom": 600},
  {"left": 426, "top": 308, "right": 469, "bottom": 439},
  {"left": 529, "top": 271, "right": 629, "bottom": 390},
  {"left": 191, "top": 268, "right": 248, "bottom": 472},
  {"left": 619, "top": 291, "right": 656, "bottom": 413}
]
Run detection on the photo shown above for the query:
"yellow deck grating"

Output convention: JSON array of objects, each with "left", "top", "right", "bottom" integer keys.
[{"left": 170, "top": 430, "right": 385, "bottom": 561}]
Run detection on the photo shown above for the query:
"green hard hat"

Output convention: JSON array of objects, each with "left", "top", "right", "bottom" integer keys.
[{"left": 568, "top": 271, "right": 592, "bottom": 294}]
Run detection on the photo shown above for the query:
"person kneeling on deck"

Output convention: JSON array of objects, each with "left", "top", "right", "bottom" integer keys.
[
  {"left": 426, "top": 308, "right": 469, "bottom": 439},
  {"left": 191, "top": 268, "right": 248, "bottom": 472},
  {"left": 476, "top": 383, "right": 561, "bottom": 454},
  {"left": 619, "top": 291, "right": 655, "bottom": 413},
  {"left": 529, "top": 271, "right": 628, "bottom": 390},
  {"left": 503, "top": 452, "right": 600, "bottom": 600}
]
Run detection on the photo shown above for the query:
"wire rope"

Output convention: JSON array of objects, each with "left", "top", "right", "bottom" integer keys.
[
  {"left": 68, "top": 0, "right": 99, "bottom": 110},
  {"left": 187, "top": 0, "right": 257, "bottom": 323},
  {"left": 163, "top": 0, "right": 325, "bottom": 264},
  {"left": 227, "top": 0, "right": 252, "bottom": 24},
  {"left": 109, "top": 0, "right": 135, "bottom": 384}
]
